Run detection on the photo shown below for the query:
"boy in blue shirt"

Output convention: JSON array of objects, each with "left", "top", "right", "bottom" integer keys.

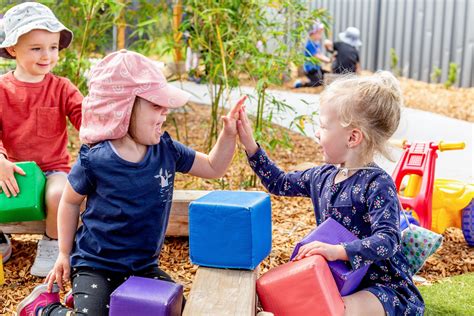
[{"left": 294, "top": 22, "right": 330, "bottom": 88}]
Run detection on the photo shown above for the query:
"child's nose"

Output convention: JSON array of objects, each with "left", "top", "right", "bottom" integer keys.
[{"left": 41, "top": 50, "right": 50, "bottom": 59}]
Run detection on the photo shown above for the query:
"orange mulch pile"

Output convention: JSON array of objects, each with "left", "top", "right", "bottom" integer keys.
[{"left": 1, "top": 99, "right": 472, "bottom": 314}]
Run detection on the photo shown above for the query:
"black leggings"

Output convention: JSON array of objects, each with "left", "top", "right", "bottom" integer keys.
[
  {"left": 302, "top": 68, "right": 324, "bottom": 87},
  {"left": 42, "top": 266, "right": 184, "bottom": 316}
]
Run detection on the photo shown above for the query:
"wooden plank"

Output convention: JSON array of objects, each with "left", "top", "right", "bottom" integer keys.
[
  {"left": 183, "top": 267, "right": 258, "bottom": 316},
  {"left": 1, "top": 190, "right": 210, "bottom": 235}
]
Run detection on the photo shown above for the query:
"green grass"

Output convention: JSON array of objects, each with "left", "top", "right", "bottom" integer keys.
[{"left": 419, "top": 273, "right": 474, "bottom": 315}]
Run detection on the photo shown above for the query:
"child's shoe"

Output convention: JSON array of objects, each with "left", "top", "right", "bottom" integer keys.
[
  {"left": 0, "top": 231, "right": 12, "bottom": 263},
  {"left": 293, "top": 80, "right": 303, "bottom": 88},
  {"left": 64, "top": 289, "right": 74, "bottom": 308},
  {"left": 17, "top": 283, "right": 60, "bottom": 316},
  {"left": 30, "top": 236, "right": 59, "bottom": 277}
]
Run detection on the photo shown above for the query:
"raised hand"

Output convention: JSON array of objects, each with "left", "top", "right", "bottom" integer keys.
[
  {"left": 236, "top": 106, "right": 258, "bottom": 156},
  {"left": 222, "top": 95, "right": 248, "bottom": 137}
]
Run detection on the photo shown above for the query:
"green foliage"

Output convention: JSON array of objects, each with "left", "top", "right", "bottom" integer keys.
[
  {"left": 1, "top": 0, "right": 173, "bottom": 93},
  {"left": 185, "top": 0, "right": 327, "bottom": 153},
  {"left": 290, "top": 110, "right": 319, "bottom": 137},
  {"left": 124, "top": 1, "right": 173, "bottom": 56},
  {"left": 444, "top": 62, "right": 458, "bottom": 88},
  {"left": 430, "top": 66, "right": 442, "bottom": 83},
  {"left": 390, "top": 48, "right": 400, "bottom": 76},
  {"left": 0, "top": 59, "right": 15, "bottom": 74}
]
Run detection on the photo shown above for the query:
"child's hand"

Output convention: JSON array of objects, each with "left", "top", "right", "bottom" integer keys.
[
  {"left": 222, "top": 96, "right": 247, "bottom": 137},
  {"left": 293, "top": 241, "right": 348, "bottom": 262},
  {"left": 237, "top": 106, "right": 258, "bottom": 156},
  {"left": 0, "top": 155, "right": 25, "bottom": 197},
  {"left": 323, "top": 39, "right": 333, "bottom": 51},
  {"left": 45, "top": 252, "right": 71, "bottom": 292}
]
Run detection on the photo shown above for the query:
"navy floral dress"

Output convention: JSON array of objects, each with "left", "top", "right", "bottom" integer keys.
[{"left": 248, "top": 147, "right": 424, "bottom": 316}]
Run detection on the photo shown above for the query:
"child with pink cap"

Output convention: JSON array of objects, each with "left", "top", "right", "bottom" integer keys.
[
  {"left": 0, "top": 2, "right": 83, "bottom": 277},
  {"left": 17, "top": 49, "right": 245, "bottom": 316}
]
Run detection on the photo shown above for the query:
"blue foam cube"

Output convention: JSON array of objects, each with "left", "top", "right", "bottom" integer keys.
[{"left": 189, "top": 191, "right": 272, "bottom": 269}]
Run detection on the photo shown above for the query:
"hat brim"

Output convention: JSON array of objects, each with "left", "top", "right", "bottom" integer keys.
[
  {"left": 139, "top": 83, "right": 191, "bottom": 109},
  {"left": 0, "top": 23, "right": 73, "bottom": 59},
  {"left": 338, "top": 32, "right": 362, "bottom": 47}
]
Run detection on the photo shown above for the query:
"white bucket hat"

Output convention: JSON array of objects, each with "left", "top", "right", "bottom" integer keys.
[
  {"left": 338, "top": 27, "right": 362, "bottom": 48},
  {"left": 0, "top": 2, "right": 73, "bottom": 59}
]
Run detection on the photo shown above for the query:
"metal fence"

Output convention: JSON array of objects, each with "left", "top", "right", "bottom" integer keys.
[{"left": 309, "top": 0, "right": 473, "bottom": 87}]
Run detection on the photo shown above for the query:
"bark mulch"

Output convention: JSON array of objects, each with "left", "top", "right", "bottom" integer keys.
[{"left": 275, "top": 72, "right": 474, "bottom": 122}]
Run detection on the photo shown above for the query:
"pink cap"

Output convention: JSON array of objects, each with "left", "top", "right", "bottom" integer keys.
[{"left": 80, "top": 50, "right": 191, "bottom": 144}]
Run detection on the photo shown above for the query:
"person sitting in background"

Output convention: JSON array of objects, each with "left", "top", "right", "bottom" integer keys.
[{"left": 324, "top": 26, "right": 362, "bottom": 75}]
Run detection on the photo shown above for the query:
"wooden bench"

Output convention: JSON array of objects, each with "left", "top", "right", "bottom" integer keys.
[
  {"left": 183, "top": 266, "right": 258, "bottom": 316},
  {"left": 0, "top": 190, "right": 210, "bottom": 235}
]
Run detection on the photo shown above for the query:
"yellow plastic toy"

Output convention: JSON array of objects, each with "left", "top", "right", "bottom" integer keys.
[
  {"left": 392, "top": 140, "right": 474, "bottom": 245},
  {"left": 431, "top": 180, "right": 474, "bottom": 234}
]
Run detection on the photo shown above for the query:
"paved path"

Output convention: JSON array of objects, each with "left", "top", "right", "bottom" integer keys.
[{"left": 172, "top": 81, "right": 473, "bottom": 183}]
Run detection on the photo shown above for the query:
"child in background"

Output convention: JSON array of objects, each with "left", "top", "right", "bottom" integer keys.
[
  {"left": 238, "top": 72, "right": 424, "bottom": 315},
  {"left": 324, "top": 26, "right": 362, "bottom": 74},
  {"left": 17, "top": 49, "right": 244, "bottom": 316},
  {"left": 0, "top": 2, "right": 82, "bottom": 276},
  {"left": 182, "top": 8, "right": 201, "bottom": 83},
  {"left": 294, "top": 22, "right": 330, "bottom": 88}
]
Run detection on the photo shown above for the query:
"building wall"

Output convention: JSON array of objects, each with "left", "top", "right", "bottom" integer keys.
[{"left": 309, "top": 0, "right": 473, "bottom": 87}]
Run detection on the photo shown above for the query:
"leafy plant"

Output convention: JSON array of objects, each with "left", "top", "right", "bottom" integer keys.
[
  {"left": 444, "top": 63, "right": 458, "bottom": 88},
  {"left": 389, "top": 48, "right": 400, "bottom": 76},
  {"left": 185, "top": 0, "right": 327, "bottom": 153},
  {"left": 430, "top": 66, "right": 442, "bottom": 83}
]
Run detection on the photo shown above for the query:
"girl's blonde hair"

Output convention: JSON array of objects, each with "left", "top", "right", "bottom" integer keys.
[{"left": 321, "top": 71, "right": 402, "bottom": 161}]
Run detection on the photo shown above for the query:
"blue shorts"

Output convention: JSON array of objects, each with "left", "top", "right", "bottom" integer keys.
[{"left": 44, "top": 170, "right": 68, "bottom": 178}]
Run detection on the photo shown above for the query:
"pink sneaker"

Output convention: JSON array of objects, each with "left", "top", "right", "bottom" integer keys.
[
  {"left": 64, "top": 289, "right": 74, "bottom": 308},
  {"left": 17, "top": 283, "right": 60, "bottom": 316}
]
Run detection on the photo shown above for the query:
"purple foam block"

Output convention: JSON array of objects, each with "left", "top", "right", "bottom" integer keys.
[
  {"left": 109, "top": 276, "right": 183, "bottom": 316},
  {"left": 290, "top": 217, "right": 369, "bottom": 296}
]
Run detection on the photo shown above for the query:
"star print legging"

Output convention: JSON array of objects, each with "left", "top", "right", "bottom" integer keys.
[{"left": 41, "top": 265, "right": 185, "bottom": 316}]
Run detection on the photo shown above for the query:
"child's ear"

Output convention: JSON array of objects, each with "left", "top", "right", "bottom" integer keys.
[
  {"left": 5, "top": 46, "right": 16, "bottom": 57},
  {"left": 347, "top": 128, "right": 363, "bottom": 148}
]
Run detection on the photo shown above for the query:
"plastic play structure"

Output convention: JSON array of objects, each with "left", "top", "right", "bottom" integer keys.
[{"left": 392, "top": 140, "right": 474, "bottom": 245}]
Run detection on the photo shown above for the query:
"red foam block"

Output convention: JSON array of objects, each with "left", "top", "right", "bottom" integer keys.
[{"left": 257, "top": 255, "right": 345, "bottom": 316}]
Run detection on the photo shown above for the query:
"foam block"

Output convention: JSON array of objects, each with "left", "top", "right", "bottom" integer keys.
[
  {"left": 189, "top": 191, "right": 272, "bottom": 269},
  {"left": 0, "top": 162, "right": 45, "bottom": 223},
  {"left": 257, "top": 255, "right": 344, "bottom": 316},
  {"left": 109, "top": 276, "right": 183, "bottom": 316},
  {"left": 290, "top": 217, "right": 368, "bottom": 296}
]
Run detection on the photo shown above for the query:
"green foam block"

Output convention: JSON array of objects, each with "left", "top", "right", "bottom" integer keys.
[{"left": 0, "top": 161, "right": 46, "bottom": 223}]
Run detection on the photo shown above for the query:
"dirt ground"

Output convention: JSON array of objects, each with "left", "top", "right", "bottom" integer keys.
[
  {"left": 1, "top": 77, "right": 473, "bottom": 314},
  {"left": 273, "top": 72, "right": 474, "bottom": 122}
]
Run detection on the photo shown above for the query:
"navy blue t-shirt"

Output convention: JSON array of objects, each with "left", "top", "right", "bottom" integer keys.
[{"left": 68, "top": 132, "right": 196, "bottom": 272}]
